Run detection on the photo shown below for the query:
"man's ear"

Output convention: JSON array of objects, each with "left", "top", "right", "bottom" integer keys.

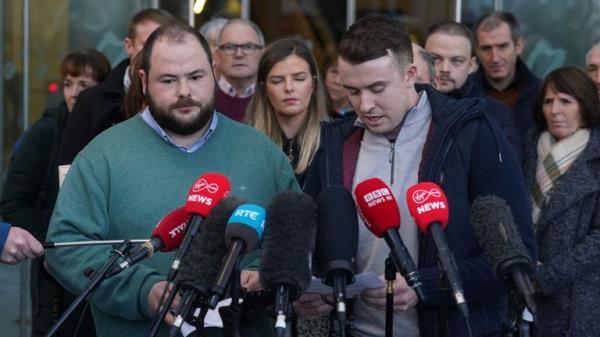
[
  {"left": 468, "top": 56, "right": 479, "bottom": 74},
  {"left": 515, "top": 37, "right": 525, "bottom": 56},
  {"left": 405, "top": 63, "right": 418, "bottom": 86},
  {"left": 124, "top": 37, "right": 135, "bottom": 59},
  {"left": 139, "top": 69, "right": 148, "bottom": 95}
]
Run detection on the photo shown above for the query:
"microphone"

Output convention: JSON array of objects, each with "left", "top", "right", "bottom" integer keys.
[
  {"left": 469, "top": 195, "right": 536, "bottom": 314},
  {"left": 260, "top": 191, "right": 317, "bottom": 337},
  {"left": 106, "top": 207, "right": 190, "bottom": 277},
  {"left": 207, "top": 203, "right": 266, "bottom": 308},
  {"left": 353, "top": 178, "right": 425, "bottom": 300},
  {"left": 315, "top": 186, "right": 357, "bottom": 332},
  {"left": 166, "top": 172, "right": 231, "bottom": 282},
  {"left": 169, "top": 196, "right": 245, "bottom": 331},
  {"left": 406, "top": 182, "right": 468, "bottom": 319}
]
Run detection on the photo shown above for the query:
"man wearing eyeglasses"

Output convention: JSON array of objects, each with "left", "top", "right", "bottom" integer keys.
[{"left": 215, "top": 18, "right": 265, "bottom": 122}]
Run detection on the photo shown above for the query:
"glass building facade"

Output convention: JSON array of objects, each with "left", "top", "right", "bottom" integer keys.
[{"left": 1, "top": 0, "right": 598, "bottom": 335}]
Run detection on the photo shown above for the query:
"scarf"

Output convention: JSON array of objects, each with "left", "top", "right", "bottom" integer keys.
[{"left": 531, "top": 129, "right": 590, "bottom": 224}]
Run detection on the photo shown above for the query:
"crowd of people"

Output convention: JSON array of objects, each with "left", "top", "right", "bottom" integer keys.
[{"left": 1, "top": 6, "right": 599, "bottom": 337}]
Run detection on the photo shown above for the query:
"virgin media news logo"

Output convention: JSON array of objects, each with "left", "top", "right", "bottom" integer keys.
[
  {"left": 192, "top": 179, "right": 219, "bottom": 194},
  {"left": 411, "top": 188, "right": 442, "bottom": 204}
]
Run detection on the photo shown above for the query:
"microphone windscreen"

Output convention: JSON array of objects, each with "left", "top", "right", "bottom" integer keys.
[
  {"left": 353, "top": 178, "right": 400, "bottom": 238},
  {"left": 225, "top": 204, "right": 266, "bottom": 254},
  {"left": 177, "top": 196, "right": 245, "bottom": 286},
  {"left": 406, "top": 182, "right": 449, "bottom": 233},
  {"left": 315, "top": 186, "right": 357, "bottom": 277},
  {"left": 185, "top": 172, "right": 231, "bottom": 217},
  {"left": 152, "top": 207, "right": 191, "bottom": 252},
  {"left": 259, "top": 191, "right": 317, "bottom": 300},
  {"left": 470, "top": 195, "right": 532, "bottom": 274}
]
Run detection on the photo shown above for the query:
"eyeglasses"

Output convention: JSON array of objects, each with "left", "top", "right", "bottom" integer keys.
[{"left": 218, "top": 43, "right": 263, "bottom": 55}]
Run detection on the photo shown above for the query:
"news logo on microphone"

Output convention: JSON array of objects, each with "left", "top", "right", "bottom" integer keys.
[
  {"left": 407, "top": 182, "right": 449, "bottom": 228},
  {"left": 185, "top": 173, "right": 231, "bottom": 214},
  {"left": 362, "top": 186, "right": 393, "bottom": 207}
]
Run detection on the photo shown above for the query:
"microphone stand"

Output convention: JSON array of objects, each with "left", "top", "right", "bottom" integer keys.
[
  {"left": 146, "top": 281, "right": 181, "bottom": 337},
  {"left": 166, "top": 216, "right": 203, "bottom": 283},
  {"left": 44, "top": 240, "right": 133, "bottom": 337},
  {"left": 43, "top": 239, "right": 147, "bottom": 248},
  {"left": 438, "top": 273, "right": 450, "bottom": 337},
  {"left": 221, "top": 254, "right": 243, "bottom": 337},
  {"left": 385, "top": 256, "right": 396, "bottom": 337}
]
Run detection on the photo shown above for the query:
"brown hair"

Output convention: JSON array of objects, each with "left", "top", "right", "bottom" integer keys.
[
  {"left": 59, "top": 49, "right": 111, "bottom": 82},
  {"left": 532, "top": 65, "right": 600, "bottom": 131},
  {"left": 122, "top": 53, "right": 145, "bottom": 118},
  {"left": 338, "top": 14, "right": 412, "bottom": 68},
  {"left": 126, "top": 8, "right": 176, "bottom": 40}
]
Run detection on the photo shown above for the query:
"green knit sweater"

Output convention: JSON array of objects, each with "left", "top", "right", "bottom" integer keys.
[{"left": 46, "top": 114, "right": 299, "bottom": 337}]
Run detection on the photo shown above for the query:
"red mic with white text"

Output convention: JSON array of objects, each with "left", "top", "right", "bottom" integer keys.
[
  {"left": 406, "top": 182, "right": 469, "bottom": 319},
  {"left": 166, "top": 172, "right": 231, "bottom": 281},
  {"left": 106, "top": 207, "right": 191, "bottom": 277},
  {"left": 353, "top": 178, "right": 424, "bottom": 300}
]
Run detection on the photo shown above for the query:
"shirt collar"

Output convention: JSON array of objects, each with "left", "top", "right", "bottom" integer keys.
[
  {"left": 140, "top": 107, "right": 218, "bottom": 153},
  {"left": 217, "top": 77, "right": 255, "bottom": 98},
  {"left": 123, "top": 65, "right": 131, "bottom": 92}
]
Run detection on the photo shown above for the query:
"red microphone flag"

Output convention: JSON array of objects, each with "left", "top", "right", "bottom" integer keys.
[
  {"left": 185, "top": 172, "right": 231, "bottom": 217},
  {"left": 152, "top": 207, "right": 191, "bottom": 252},
  {"left": 406, "top": 182, "right": 449, "bottom": 233},
  {"left": 353, "top": 177, "right": 400, "bottom": 238}
]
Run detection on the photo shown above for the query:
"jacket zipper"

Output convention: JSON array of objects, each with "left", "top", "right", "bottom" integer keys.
[{"left": 389, "top": 139, "right": 395, "bottom": 185}]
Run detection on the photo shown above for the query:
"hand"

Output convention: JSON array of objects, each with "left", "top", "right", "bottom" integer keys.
[
  {"left": 148, "top": 281, "right": 181, "bottom": 325},
  {"left": 1, "top": 227, "right": 44, "bottom": 264},
  {"left": 294, "top": 292, "right": 334, "bottom": 319},
  {"left": 361, "top": 273, "right": 419, "bottom": 312},
  {"left": 240, "top": 269, "right": 261, "bottom": 292}
]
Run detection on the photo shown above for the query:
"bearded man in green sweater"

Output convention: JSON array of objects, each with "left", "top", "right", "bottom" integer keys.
[{"left": 46, "top": 23, "right": 299, "bottom": 337}]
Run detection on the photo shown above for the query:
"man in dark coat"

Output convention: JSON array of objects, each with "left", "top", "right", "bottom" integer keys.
[
  {"left": 57, "top": 8, "right": 175, "bottom": 172},
  {"left": 424, "top": 20, "right": 522, "bottom": 160},
  {"left": 473, "top": 11, "right": 540, "bottom": 139},
  {"left": 297, "top": 14, "right": 536, "bottom": 337}
]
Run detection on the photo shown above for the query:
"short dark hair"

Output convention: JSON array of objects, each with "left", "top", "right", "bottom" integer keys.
[
  {"left": 60, "top": 49, "right": 111, "bottom": 83},
  {"left": 140, "top": 23, "right": 212, "bottom": 75},
  {"left": 474, "top": 11, "right": 522, "bottom": 44},
  {"left": 126, "top": 8, "right": 176, "bottom": 40},
  {"left": 533, "top": 65, "right": 600, "bottom": 131},
  {"left": 426, "top": 20, "right": 475, "bottom": 56},
  {"left": 338, "top": 14, "right": 413, "bottom": 67}
]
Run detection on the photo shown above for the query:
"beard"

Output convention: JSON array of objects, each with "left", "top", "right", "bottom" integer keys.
[{"left": 147, "top": 92, "right": 215, "bottom": 136}]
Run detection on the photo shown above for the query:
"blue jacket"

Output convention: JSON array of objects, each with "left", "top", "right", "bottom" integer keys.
[
  {"left": 0, "top": 222, "right": 10, "bottom": 254},
  {"left": 303, "top": 84, "right": 537, "bottom": 337},
  {"left": 448, "top": 73, "right": 523, "bottom": 161}
]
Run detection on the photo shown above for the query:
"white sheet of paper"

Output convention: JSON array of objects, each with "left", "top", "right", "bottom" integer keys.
[
  {"left": 306, "top": 272, "right": 385, "bottom": 297},
  {"left": 180, "top": 298, "right": 237, "bottom": 336}
]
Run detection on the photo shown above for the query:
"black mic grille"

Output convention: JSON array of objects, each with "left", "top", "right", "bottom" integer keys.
[
  {"left": 176, "top": 196, "right": 245, "bottom": 288},
  {"left": 259, "top": 191, "right": 317, "bottom": 301},
  {"left": 470, "top": 195, "right": 533, "bottom": 276},
  {"left": 315, "top": 186, "right": 358, "bottom": 282}
]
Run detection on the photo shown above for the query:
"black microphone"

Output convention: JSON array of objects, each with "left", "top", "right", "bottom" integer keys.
[
  {"left": 406, "top": 182, "right": 469, "bottom": 319},
  {"left": 470, "top": 195, "right": 536, "bottom": 314},
  {"left": 260, "top": 191, "right": 317, "bottom": 337},
  {"left": 207, "top": 203, "right": 266, "bottom": 309},
  {"left": 166, "top": 173, "right": 231, "bottom": 283},
  {"left": 167, "top": 196, "right": 244, "bottom": 333},
  {"left": 315, "top": 186, "right": 357, "bottom": 332}
]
